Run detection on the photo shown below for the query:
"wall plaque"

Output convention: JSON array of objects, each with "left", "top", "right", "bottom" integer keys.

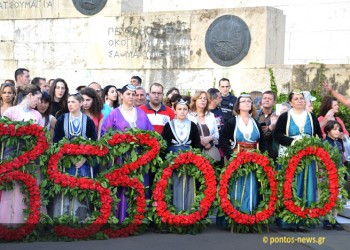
[
  {"left": 72, "top": 0, "right": 108, "bottom": 16},
  {"left": 205, "top": 15, "right": 251, "bottom": 66}
]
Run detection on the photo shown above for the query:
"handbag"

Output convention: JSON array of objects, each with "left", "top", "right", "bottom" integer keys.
[
  {"left": 203, "top": 145, "right": 221, "bottom": 162},
  {"left": 197, "top": 117, "right": 221, "bottom": 161},
  {"left": 343, "top": 135, "right": 350, "bottom": 161}
]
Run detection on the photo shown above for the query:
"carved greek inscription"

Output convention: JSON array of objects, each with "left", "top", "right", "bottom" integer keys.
[
  {"left": 107, "top": 22, "right": 191, "bottom": 67},
  {"left": 0, "top": 0, "right": 54, "bottom": 9}
]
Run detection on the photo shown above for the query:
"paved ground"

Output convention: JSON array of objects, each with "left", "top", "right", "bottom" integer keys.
[{"left": 1, "top": 223, "right": 349, "bottom": 250}]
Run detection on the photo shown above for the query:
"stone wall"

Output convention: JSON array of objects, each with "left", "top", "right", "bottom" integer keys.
[
  {"left": 248, "top": 64, "right": 350, "bottom": 97},
  {"left": 1, "top": 3, "right": 349, "bottom": 97},
  {"left": 0, "top": 5, "right": 286, "bottom": 94},
  {"left": 144, "top": 0, "right": 350, "bottom": 65}
]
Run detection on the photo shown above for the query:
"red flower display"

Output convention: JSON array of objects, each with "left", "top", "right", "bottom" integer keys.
[
  {"left": 102, "top": 176, "right": 146, "bottom": 238},
  {"left": 1, "top": 122, "right": 346, "bottom": 240},
  {"left": 153, "top": 151, "right": 217, "bottom": 226},
  {"left": 218, "top": 151, "right": 278, "bottom": 225},
  {"left": 47, "top": 143, "right": 112, "bottom": 239},
  {"left": 105, "top": 133, "right": 161, "bottom": 177},
  {"left": 0, "top": 171, "right": 41, "bottom": 241},
  {"left": 282, "top": 146, "right": 338, "bottom": 218},
  {"left": 102, "top": 132, "right": 161, "bottom": 237},
  {"left": 0, "top": 122, "right": 49, "bottom": 241},
  {"left": 0, "top": 123, "right": 49, "bottom": 175}
]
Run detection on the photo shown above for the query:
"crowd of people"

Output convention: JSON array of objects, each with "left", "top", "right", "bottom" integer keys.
[{"left": 0, "top": 68, "right": 348, "bottom": 231}]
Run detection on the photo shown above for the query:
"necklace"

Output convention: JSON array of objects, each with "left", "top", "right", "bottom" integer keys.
[
  {"left": 69, "top": 113, "right": 82, "bottom": 136},
  {"left": 119, "top": 106, "right": 137, "bottom": 128},
  {"left": 238, "top": 116, "right": 253, "bottom": 140},
  {"left": 290, "top": 109, "right": 307, "bottom": 135},
  {"left": 175, "top": 121, "right": 186, "bottom": 136},
  {"left": 242, "top": 118, "right": 249, "bottom": 126},
  {"left": 122, "top": 105, "right": 133, "bottom": 111},
  {"left": 174, "top": 119, "right": 189, "bottom": 141}
]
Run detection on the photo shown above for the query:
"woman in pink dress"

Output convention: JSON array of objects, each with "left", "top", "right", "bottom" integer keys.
[
  {"left": 80, "top": 87, "right": 104, "bottom": 139},
  {"left": 0, "top": 85, "right": 42, "bottom": 225}
]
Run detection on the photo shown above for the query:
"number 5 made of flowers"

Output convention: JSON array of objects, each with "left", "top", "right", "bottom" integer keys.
[
  {"left": 0, "top": 122, "right": 49, "bottom": 241},
  {"left": 102, "top": 132, "right": 161, "bottom": 238},
  {"left": 47, "top": 142, "right": 112, "bottom": 239}
]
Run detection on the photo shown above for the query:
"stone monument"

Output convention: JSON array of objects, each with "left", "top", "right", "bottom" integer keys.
[{"left": 0, "top": 1, "right": 285, "bottom": 94}]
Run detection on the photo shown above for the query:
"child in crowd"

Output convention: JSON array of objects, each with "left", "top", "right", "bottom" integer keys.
[
  {"left": 322, "top": 120, "right": 344, "bottom": 230},
  {"left": 36, "top": 91, "right": 57, "bottom": 141}
]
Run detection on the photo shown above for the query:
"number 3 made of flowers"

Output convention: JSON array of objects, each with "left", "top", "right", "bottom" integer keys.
[
  {"left": 0, "top": 123, "right": 49, "bottom": 241},
  {"left": 47, "top": 143, "right": 112, "bottom": 239},
  {"left": 218, "top": 151, "right": 278, "bottom": 225},
  {"left": 102, "top": 133, "right": 161, "bottom": 237},
  {"left": 153, "top": 151, "right": 217, "bottom": 226},
  {"left": 282, "top": 146, "right": 338, "bottom": 218}
]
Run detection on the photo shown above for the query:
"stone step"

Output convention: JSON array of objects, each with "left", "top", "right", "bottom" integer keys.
[
  {"left": 337, "top": 200, "right": 350, "bottom": 231},
  {"left": 338, "top": 201, "right": 350, "bottom": 218},
  {"left": 336, "top": 216, "right": 350, "bottom": 232}
]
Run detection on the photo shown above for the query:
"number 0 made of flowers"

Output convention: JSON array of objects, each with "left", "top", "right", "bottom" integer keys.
[
  {"left": 219, "top": 151, "right": 278, "bottom": 225},
  {"left": 47, "top": 143, "right": 112, "bottom": 239},
  {"left": 0, "top": 123, "right": 49, "bottom": 241},
  {"left": 153, "top": 151, "right": 217, "bottom": 226},
  {"left": 282, "top": 146, "right": 338, "bottom": 218}
]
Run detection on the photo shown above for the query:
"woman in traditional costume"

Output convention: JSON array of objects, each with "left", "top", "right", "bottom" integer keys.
[
  {"left": 101, "top": 84, "right": 154, "bottom": 223},
  {"left": 0, "top": 85, "right": 42, "bottom": 224},
  {"left": 273, "top": 90, "right": 322, "bottom": 231},
  {"left": 161, "top": 98, "right": 200, "bottom": 211},
  {"left": 218, "top": 94, "right": 265, "bottom": 224},
  {"left": 51, "top": 93, "right": 97, "bottom": 221}
]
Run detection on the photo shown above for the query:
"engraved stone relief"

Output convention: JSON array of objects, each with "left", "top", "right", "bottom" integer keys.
[
  {"left": 72, "top": 0, "right": 108, "bottom": 15},
  {"left": 205, "top": 15, "right": 251, "bottom": 66}
]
